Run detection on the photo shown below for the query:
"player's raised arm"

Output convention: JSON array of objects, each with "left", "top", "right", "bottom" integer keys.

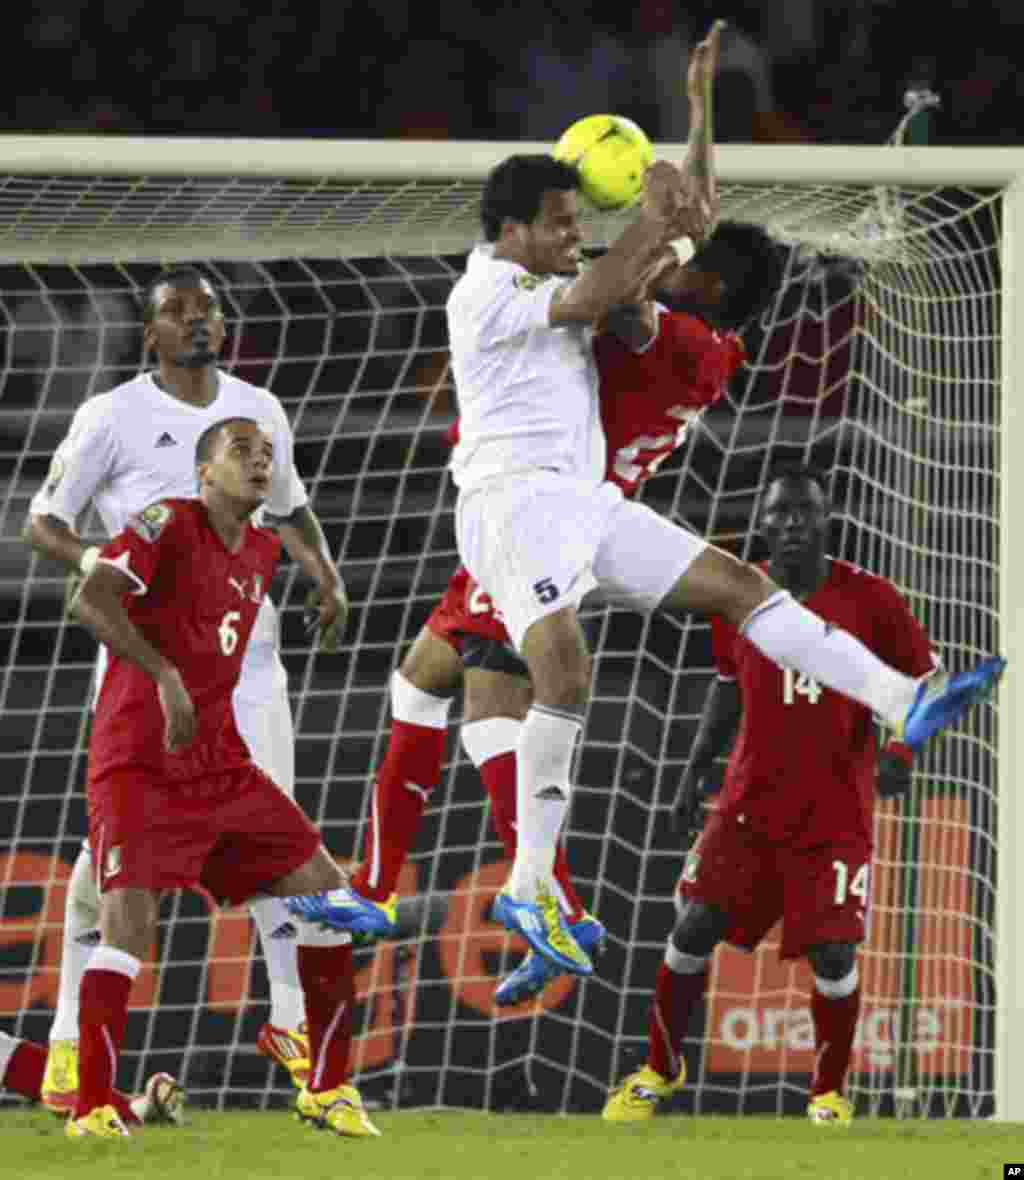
[
  {"left": 73, "top": 560, "right": 195, "bottom": 752},
  {"left": 679, "top": 20, "right": 726, "bottom": 247}
]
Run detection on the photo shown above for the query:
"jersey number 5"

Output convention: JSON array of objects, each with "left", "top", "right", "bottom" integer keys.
[{"left": 218, "top": 610, "right": 242, "bottom": 656}]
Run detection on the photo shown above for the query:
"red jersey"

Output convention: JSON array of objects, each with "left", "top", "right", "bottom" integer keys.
[
  {"left": 445, "top": 310, "right": 743, "bottom": 499},
  {"left": 88, "top": 498, "right": 281, "bottom": 785},
  {"left": 595, "top": 309, "right": 744, "bottom": 496},
  {"left": 710, "top": 559, "right": 935, "bottom": 849}
]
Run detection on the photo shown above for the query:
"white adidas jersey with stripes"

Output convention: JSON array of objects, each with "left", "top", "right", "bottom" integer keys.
[{"left": 30, "top": 369, "right": 307, "bottom": 663}]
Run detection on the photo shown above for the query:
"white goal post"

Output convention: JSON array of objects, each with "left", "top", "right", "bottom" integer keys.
[{"left": 0, "top": 136, "right": 1021, "bottom": 1121}]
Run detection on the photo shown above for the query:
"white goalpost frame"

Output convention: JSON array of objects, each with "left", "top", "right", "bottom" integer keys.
[{"left": 0, "top": 136, "right": 1020, "bottom": 1120}]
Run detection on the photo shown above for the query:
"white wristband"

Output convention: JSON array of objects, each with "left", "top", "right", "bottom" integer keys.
[
  {"left": 670, "top": 236, "right": 695, "bottom": 265},
  {"left": 78, "top": 546, "right": 100, "bottom": 576}
]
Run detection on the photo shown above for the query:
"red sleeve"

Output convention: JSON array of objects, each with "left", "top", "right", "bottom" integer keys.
[
  {"left": 866, "top": 575, "right": 937, "bottom": 679},
  {"left": 446, "top": 418, "right": 460, "bottom": 448},
  {"left": 97, "top": 501, "right": 183, "bottom": 596},
  {"left": 643, "top": 312, "right": 745, "bottom": 408},
  {"left": 710, "top": 615, "right": 739, "bottom": 679}
]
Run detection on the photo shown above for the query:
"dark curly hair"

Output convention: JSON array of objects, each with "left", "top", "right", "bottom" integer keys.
[
  {"left": 480, "top": 154, "right": 581, "bottom": 242},
  {"left": 685, "top": 219, "right": 786, "bottom": 331}
]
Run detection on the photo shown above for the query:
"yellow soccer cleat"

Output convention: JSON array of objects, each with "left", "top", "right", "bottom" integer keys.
[
  {"left": 41, "top": 1039, "right": 79, "bottom": 1117},
  {"left": 65, "top": 1104, "right": 131, "bottom": 1140},
  {"left": 602, "top": 1062, "right": 687, "bottom": 1123},
  {"left": 807, "top": 1090, "right": 853, "bottom": 1125},
  {"left": 296, "top": 1083, "right": 381, "bottom": 1138},
  {"left": 257, "top": 1022, "right": 311, "bottom": 1088}
]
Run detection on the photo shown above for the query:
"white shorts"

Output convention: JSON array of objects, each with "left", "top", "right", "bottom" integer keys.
[{"left": 456, "top": 470, "right": 706, "bottom": 650}]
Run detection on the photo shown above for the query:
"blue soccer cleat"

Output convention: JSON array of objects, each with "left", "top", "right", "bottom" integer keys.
[
  {"left": 285, "top": 887, "right": 399, "bottom": 938},
  {"left": 492, "top": 886, "right": 593, "bottom": 977},
  {"left": 901, "top": 656, "right": 1006, "bottom": 751},
  {"left": 495, "top": 912, "right": 606, "bottom": 1006}
]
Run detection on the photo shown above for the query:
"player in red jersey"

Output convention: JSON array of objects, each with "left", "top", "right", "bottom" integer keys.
[
  {"left": 306, "top": 247, "right": 752, "bottom": 989},
  {"left": 65, "top": 417, "right": 379, "bottom": 1141},
  {"left": 602, "top": 466, "right": 937, "bottom": 1127}
]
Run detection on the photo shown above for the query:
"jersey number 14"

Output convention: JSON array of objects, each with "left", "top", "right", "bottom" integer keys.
[{"left": 782, "top": 668, "right": 822, "bottom": 705}]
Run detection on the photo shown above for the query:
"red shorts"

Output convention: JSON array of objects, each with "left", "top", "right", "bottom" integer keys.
[
  {"left": 88, "top": 763, "right": 321, "bottom": 905},
  {"left": 425, "top": 565, "right": 512, "bottom": 653},
  {"left": 677, "top": 811, "right": 871, "bottom": 960}
]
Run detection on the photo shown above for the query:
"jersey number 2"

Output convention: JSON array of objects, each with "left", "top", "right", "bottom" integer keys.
[{"left": 219, "top": 610, "right": 241, "bottom": 655}]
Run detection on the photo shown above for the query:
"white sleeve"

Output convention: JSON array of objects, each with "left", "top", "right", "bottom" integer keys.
[
  {"left": 471, "top": 271, "right": 566, "bottom": 350},
  {"left": 265, "top": 398, "right": 308, "bottom": 518},
  {"left": 29, "top": 396, "right": 117, "bottom": 528}
]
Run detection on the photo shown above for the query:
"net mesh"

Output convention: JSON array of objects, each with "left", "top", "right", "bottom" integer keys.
[{"left": 0, "top": 166, "right": 1001, "bottom": 1117}]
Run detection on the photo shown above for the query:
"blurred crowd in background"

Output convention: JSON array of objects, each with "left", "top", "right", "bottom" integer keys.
[{"left": 4, "top": 0, "right": 1024, "bottom": 147}]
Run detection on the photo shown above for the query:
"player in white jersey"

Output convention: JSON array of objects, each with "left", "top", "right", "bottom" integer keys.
[
  {"left": 23, "top": 267, "right": 348, "bottom": 1109},
  {"left": 442, "top": 147, "right": 1004, "bottom": 977}
]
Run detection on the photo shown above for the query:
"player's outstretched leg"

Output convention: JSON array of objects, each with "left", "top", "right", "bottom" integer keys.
[
  {"left": 900, "top": 656, "right": 1006, "bottom": 750},
  {"left": 495, "top": 912, "right": 606, "bottom": 1005}
]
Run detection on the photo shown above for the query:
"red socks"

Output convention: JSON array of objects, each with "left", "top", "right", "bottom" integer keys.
[
  {"left": 647, "top": 962, "right": 707, "bottom": 1081},
  {"left": 810, "top": 985, "right": 860, "bottom": 1096},
  {"left": 350, "top": 720, "right": 446, "bottom": 902},
  {"left": 298, "top": 943, "right": 354, "bottom": 1093},
  {"left": 75, "top": 961, "right": 136, "bottom": 1118}
]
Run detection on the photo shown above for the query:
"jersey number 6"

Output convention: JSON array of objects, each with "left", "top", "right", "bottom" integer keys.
[{"left": 218, "top": 610, "right": 241, "bottom": 656}]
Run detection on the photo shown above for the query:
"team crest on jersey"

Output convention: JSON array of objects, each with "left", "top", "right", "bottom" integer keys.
[
  {"left": 43, "top": 455, "right": 65, "bottom": 496},
  {"left": 514, "top": 272, "right": 543, "bottom": 291},
  {"left": 128, "top": 502, "right": 173, "bottom": 543}
]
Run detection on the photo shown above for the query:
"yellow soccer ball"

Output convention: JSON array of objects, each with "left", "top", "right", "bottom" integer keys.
[{"left": 553, "top": 114, "right": 654, "bottom": 211}]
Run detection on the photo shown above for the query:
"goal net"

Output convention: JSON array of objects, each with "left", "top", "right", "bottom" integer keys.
[{"left": 0, "top": 138, "right": 1016, "bottom": 1119}]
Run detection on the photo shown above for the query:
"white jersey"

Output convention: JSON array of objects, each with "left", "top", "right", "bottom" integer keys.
[
  {"left": 31, "top": 369, "right": 307, "bottom": 669},
  {"left": 447, "top": 245, "right": 604, "bottom": 491}
]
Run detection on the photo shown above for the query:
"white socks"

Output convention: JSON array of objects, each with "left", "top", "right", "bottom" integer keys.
[
  {"left": 460, "top": 717, "right": 521, "bottom": 767},
  {"left": 50, "top": 844, "right": 101, "bottom": 1042},
  {"left": 508, "top": 705, "right": 582, "bottom": 900},
  {"left": 248, "top": 897, "right": 308, "bottom": 1030},
  {"left": 391, "top": 669, "right": 453, "bottom": 727},
  {"left": 742, "top": 591, "right": 916, "bottom": 727}
]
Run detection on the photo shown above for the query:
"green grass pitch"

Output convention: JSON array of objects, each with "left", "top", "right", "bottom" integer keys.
[{"left": 5, "top": 1107, "right": 1022, "bottom": 1180}]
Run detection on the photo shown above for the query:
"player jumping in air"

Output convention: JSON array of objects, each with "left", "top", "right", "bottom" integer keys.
[
  {"left": 291, "top": 26, "right": 1003, "bottom": 983},
  {"left": 23, "top": 268, "right": 346, "bottom": 1106},
  {"left": 289, "top": 236, "right": 759, "bottom": 995},
  {"left": 64, "top": 418, "right": 377, "bottom": 1141},
  {"left": 602, "top": 467, "right": 937, "bottom": 1126}
]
